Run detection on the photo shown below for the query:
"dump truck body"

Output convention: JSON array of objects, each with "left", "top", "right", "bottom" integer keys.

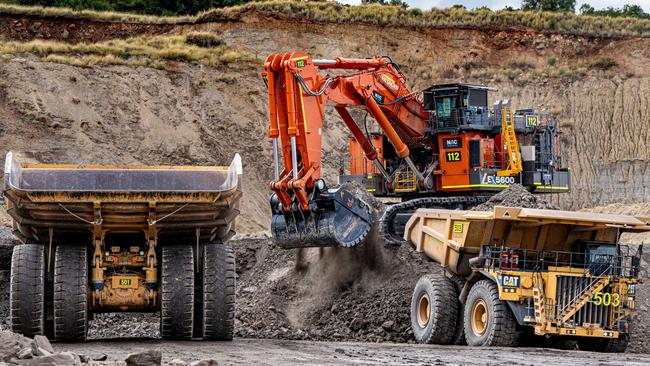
[
  {"left": 5, "top": 152, "right": 241, "bottom": 341},
  {"left": 404, "top": 206, "right": 646, "bottom": 350}
]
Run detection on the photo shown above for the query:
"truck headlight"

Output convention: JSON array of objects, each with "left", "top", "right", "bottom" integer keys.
[{"left": 628, "top": 284, "right": 637, "bottom": 295}]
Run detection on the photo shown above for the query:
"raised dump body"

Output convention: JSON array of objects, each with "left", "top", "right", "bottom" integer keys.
[
  {"left": 4, "top": 152, "right": 242, "bottom": 342},
  {"left": 403, "top": 206, "right": 648, "bottom": 352}
]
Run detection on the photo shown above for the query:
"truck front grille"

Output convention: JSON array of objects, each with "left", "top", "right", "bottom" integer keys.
[{"left": 555, "top": 276, "right": 613, "bottom": 329}]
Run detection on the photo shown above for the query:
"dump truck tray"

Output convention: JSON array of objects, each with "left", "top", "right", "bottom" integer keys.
[
  {"left": 3, "top": 152, "right": 242, "bottom": 244},
  {"left": 404, "top": 206, "right": 650, "bottom": 277}
]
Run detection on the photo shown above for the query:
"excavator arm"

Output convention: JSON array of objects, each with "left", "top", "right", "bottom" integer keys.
[{"left": 264, "top": 52, "right": 428, "bottom": 248}]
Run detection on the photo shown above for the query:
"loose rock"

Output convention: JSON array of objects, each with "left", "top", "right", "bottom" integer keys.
[
  {"left": 189, "top": 360, "right": 219, "bottom": 366},
  {"left": 124, "top": 350, "right": 161, "bottom": 366},
  {"left": 34, "top": 335, "right": 54, "bottom": 354}
]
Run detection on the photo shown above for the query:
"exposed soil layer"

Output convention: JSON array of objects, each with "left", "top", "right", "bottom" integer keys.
[{"left": 0, "top": 14, "right": 175, "bottom": 42}]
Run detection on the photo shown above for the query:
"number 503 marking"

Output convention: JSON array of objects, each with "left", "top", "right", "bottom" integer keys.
[{"left": 593, "top": 292, "right": 621, "bottom": 306}]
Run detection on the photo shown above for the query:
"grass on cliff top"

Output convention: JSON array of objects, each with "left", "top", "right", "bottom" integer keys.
[
  {"left": 0, "top": 32, "right": 248, "bottom": 68},
  {"left": 202, "top": 1, "right": 650, "bottom": 37},
  {"left": 1, "top": 1, "right": 649, "bottom": 38},
  {"left": 0, "top": 2, "right": 190, "bottom": 23}
]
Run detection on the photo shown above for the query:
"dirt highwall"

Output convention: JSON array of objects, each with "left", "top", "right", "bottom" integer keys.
[{"left": 1, "top": 17, "right": 650, "bottom": 230}]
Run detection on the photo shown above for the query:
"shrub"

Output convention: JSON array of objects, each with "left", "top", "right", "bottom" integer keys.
[
  {"left": 185, "top": 31, "right": 226, "bottom": 48},
  {"left": 0, "top": 35, "right": 248, "bottom": 68}
]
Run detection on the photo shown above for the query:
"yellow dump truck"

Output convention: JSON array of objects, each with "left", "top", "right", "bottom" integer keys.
[
  {"left": 404, "top": 206, "right": 647, "bottom": 352},
  {"left": 4, "top": 152, "right": 241, "bottom": 342}
]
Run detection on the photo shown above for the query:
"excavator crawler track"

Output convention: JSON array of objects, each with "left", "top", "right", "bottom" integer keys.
[{"left": 380, "top": 196, "right": 489, "bottom": 245}]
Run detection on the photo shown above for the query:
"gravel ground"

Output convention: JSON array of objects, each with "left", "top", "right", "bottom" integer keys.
[{"left": 53, "top": 338, "right": 650, "bottom": 366}]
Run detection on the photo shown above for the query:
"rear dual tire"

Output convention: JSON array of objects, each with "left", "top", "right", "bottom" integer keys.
[
  {"left": 160, "top": 244, "right": 236, "bottom": 341},
  {"left": 161, "top": 245, "right": 195, "bottom": 340},
  {"left": 12, "top": 244, "right": 90, "bottom": 342},
  {"left": 202, "top": 245, "right": 236, "bottom": 341},
  {"left": 53, "top": 245, "right": 89, "bottom": 342}
]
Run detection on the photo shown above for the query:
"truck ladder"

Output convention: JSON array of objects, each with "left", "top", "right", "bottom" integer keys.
[
  {"left": 497, "top": 105, "right": 523, "bottom": 177},
  {"left": 533, "top": 272, "right": 548, "bottom": 334}
]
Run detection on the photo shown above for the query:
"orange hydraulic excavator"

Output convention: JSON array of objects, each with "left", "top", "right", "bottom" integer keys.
[{"left": 263, "top": 52, "right": 570, "bottom": 248}]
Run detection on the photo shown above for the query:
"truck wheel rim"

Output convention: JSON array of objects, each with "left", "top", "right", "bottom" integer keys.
[
  {"left": 471, "top": 299, "right": 488, "bottom": 336},
  {"left": 417, "top": 293, "right": 430, "bottom": 328}
]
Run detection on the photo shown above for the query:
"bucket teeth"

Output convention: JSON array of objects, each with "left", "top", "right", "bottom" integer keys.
[{"left": 271, "top": 187, "right": 372, "bottom": 249}]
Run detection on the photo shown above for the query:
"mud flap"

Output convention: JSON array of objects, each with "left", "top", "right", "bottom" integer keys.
[{"left": 271, "top": 187, "right": 372, "bottom": 248}]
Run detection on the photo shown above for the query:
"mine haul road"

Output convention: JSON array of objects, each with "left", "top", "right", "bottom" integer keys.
[{"left": 55, "top": 338, "right": 650, "bottom": 365}]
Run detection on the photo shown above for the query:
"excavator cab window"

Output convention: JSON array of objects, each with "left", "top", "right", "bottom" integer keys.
[
  {"left": 424, "top": 84, "right": 491, "bottom": 131},
  {"left": 435, "top": 95, "right": 459, "bottom": 128}
]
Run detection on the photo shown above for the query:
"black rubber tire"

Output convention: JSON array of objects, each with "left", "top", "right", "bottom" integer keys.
[
  {"left": 10, "top": 244, "right": 46, "bottom": 337},
  {"left": 550, "top": 337, "right": 578, "bottom": 350},
  {"left": 202, "top": 244, "right": 236, "bottom": 341},
  {"left": 578, "top": 336, "right": 628, "bottom": 353},
  {"left": 463, "top": 279, "right": 521, "bottom": 347},
  {"left": 53, "top": 245, "right": 89, "bottom": 342},
  {"left": 450, "top": 276, "right": 466, "bottom": 345},
  {"left": 161, "top": 245, "right": 194, "bottom": 340},
  {"left": 410, "top": 271, "right": 458, "bottom": 344}
]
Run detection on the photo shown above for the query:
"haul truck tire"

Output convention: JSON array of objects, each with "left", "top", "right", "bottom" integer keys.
[
  {"left": 578, "top": 336, "right": 628, "bottom": 353},
  {"left": 450, "top": 276, "right": 466, "bottom": 345},
  {"left": 54, "top": 245, "right": 89, "bottom": 342},
  {"left": 410, "top": 272, "right": 458, "bottom": 344},
  {"left": 161, "top": 245, "right": 194, "bottom": 340},
  {"left": 10, "top": 244, "right": 46, "bottom": 338},
  {"left": 463, "top": 280, "right": 521, "bottom": 347},
  {"left": 202, "top": 244, "right": 236, "bottom": 341}
]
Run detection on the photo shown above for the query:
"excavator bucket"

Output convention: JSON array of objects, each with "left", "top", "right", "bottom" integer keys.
[{"left": 271, "top": 187, "right": 372, "bottom": 249}]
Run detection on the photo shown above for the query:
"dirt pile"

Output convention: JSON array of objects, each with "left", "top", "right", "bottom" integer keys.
[
  {"left": 233, "top": 231, "right": 432, "bottom": 343},
  {"left": 234, "top": 186, "right": 434, "bottom": 343},
  {"left": 473, "top": 184, "right": 560, "bottom": 211}
]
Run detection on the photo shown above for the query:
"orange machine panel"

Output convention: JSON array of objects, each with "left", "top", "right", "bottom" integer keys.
[
  {"left": 438, "top": 133, "right": 483, "bottom": 191},
  {"left": 481, "top": 138, "right": 495, "bottom": 169},
  {"left": 349, "top": 134, "right": 383, "bottom": 175}
]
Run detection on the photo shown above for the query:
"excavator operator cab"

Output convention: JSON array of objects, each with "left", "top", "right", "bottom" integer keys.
[{"left": 423, "top": 84, "right": 491, "bottom": 132}]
